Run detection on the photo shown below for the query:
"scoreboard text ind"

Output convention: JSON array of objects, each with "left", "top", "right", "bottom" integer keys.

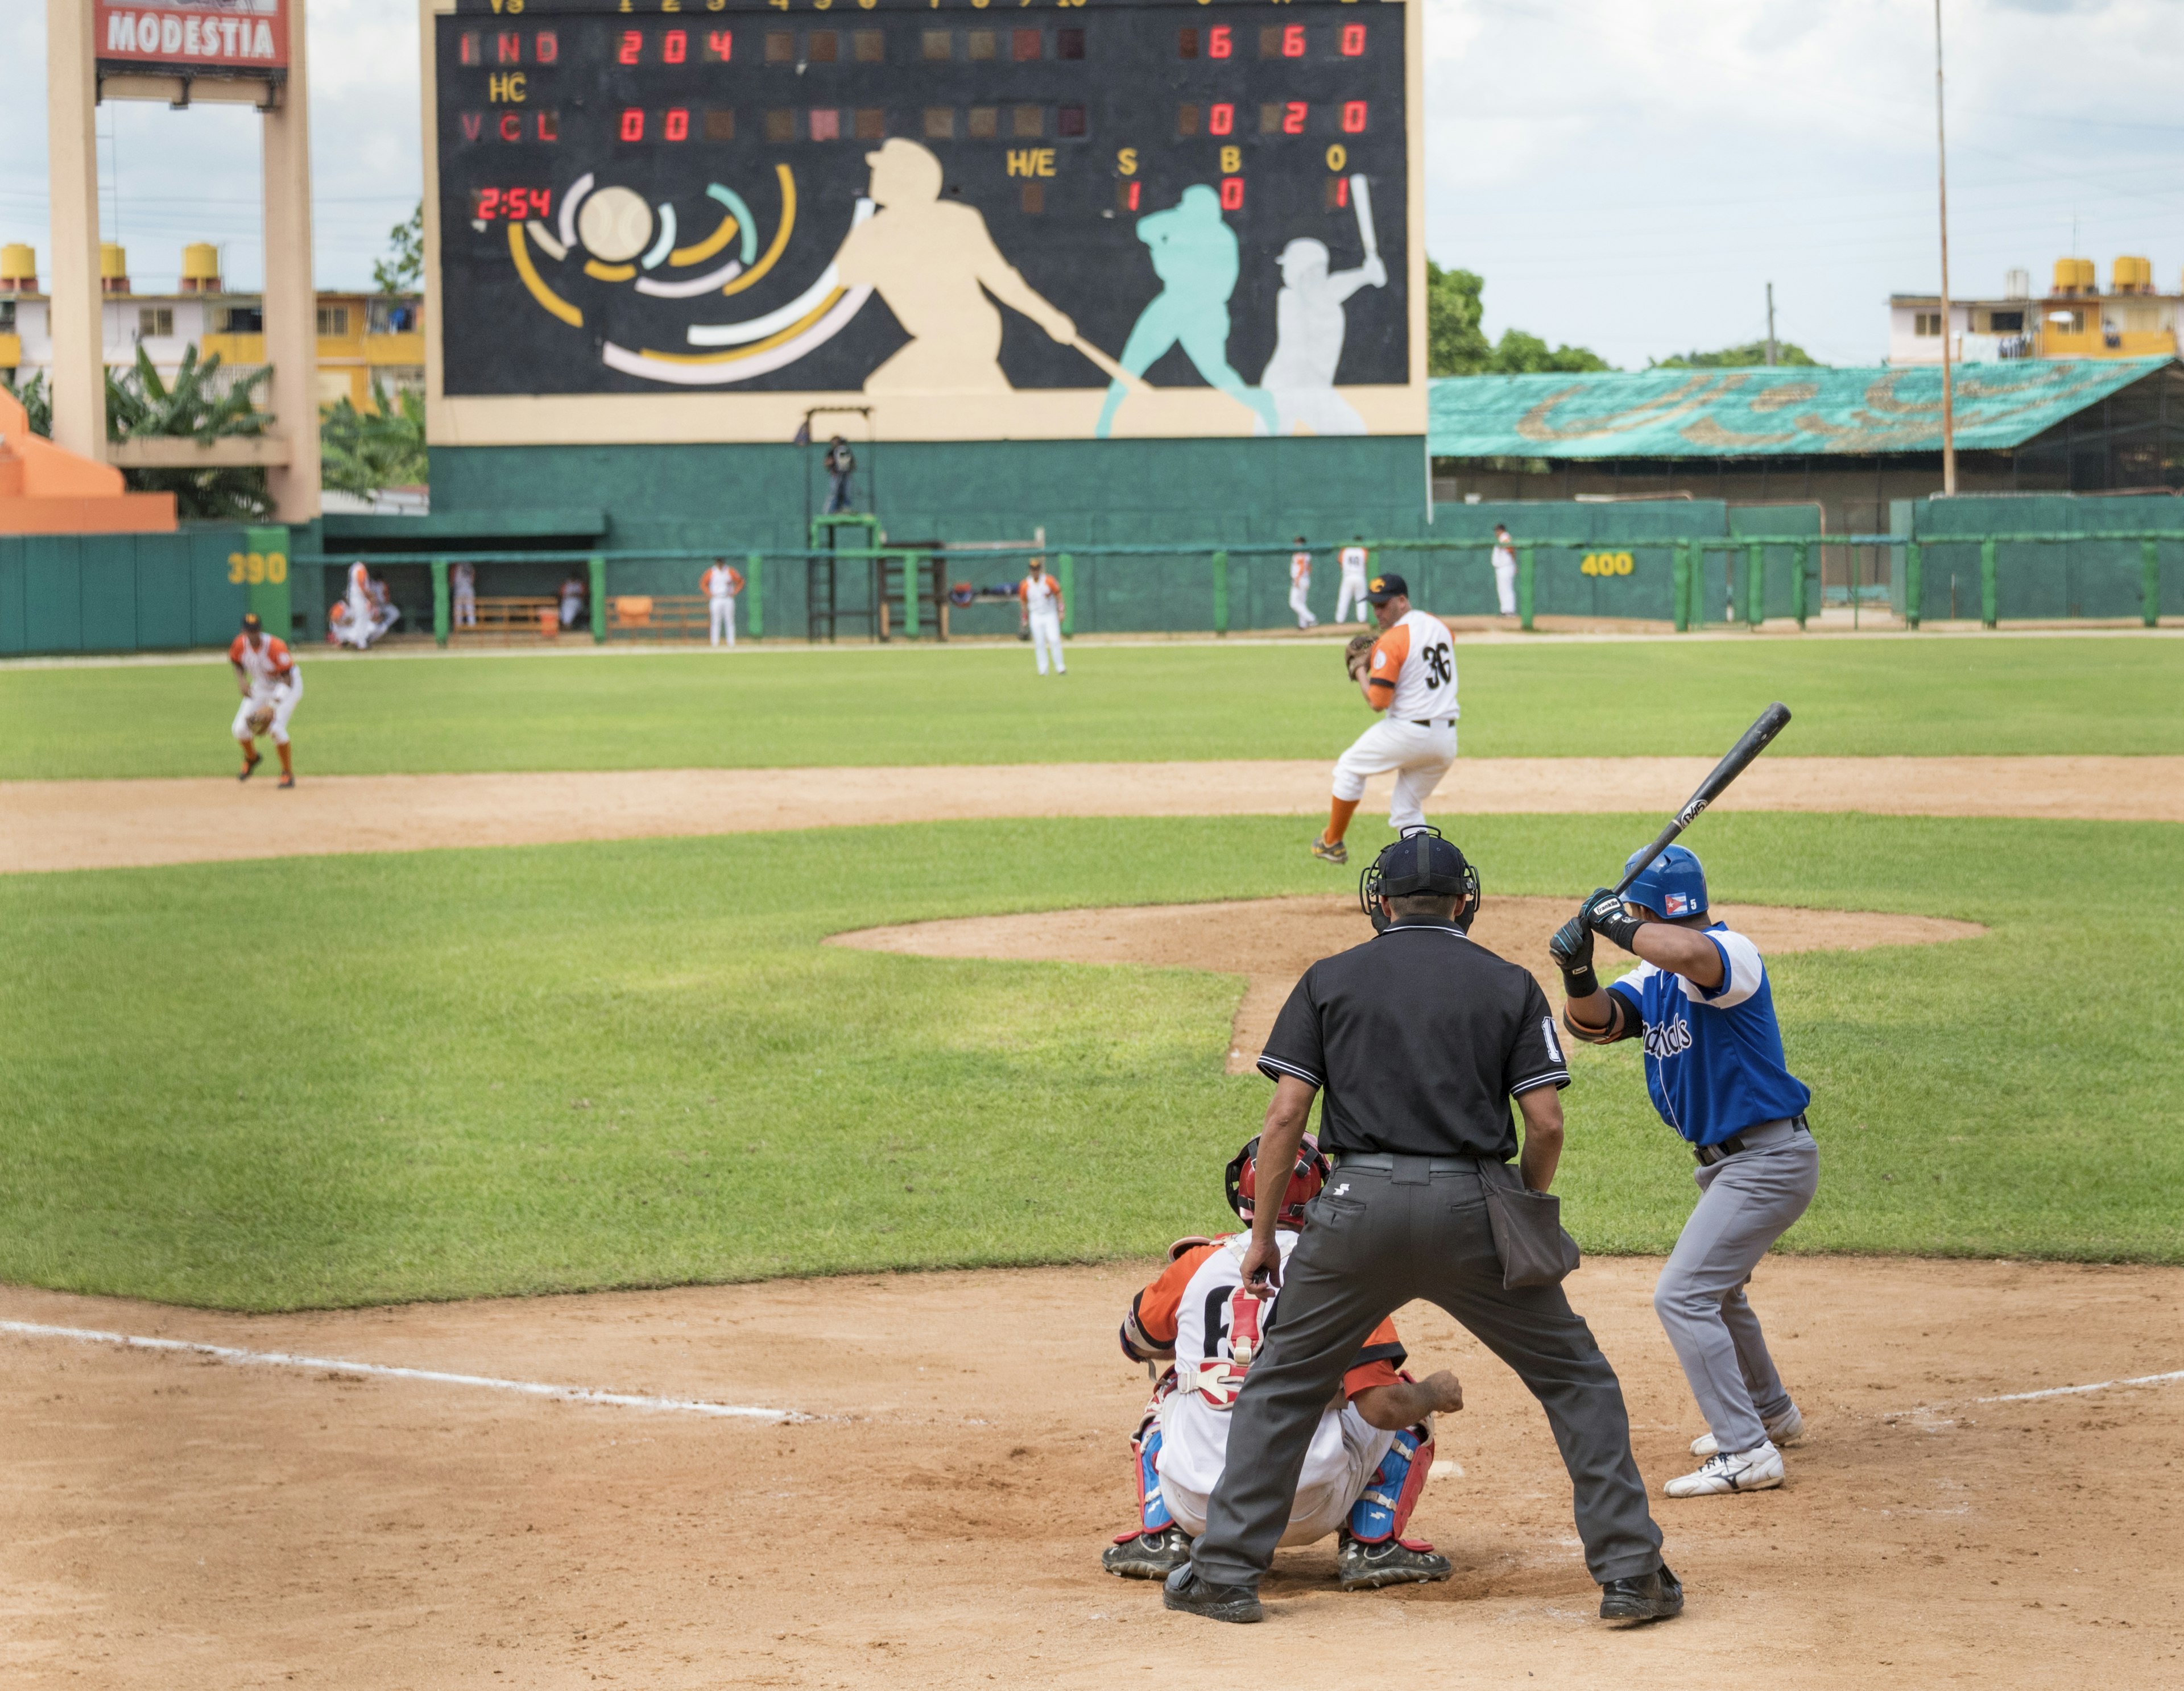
[{"left": 430, "top": 0, "right": 1418, "bottom": 442}]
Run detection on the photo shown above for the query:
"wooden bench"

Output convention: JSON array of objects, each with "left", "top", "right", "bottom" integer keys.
[
  {"left": 607, "top": 594, "right": 714, "bottom": 640},
  {"left": 452, "top": 596, "right": 566, "bottom": 641}
]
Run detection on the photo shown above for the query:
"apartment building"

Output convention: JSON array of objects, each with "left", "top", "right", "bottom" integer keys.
[{"left": 1889, "top": 256, "right": 2178, "bottom": 365}]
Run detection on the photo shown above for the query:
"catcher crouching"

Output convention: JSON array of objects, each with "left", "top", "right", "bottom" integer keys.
[{"left": 1103, "top": 1133, "right": 1462, "bottom": 1591}]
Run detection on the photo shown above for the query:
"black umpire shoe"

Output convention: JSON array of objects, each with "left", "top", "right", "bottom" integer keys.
[
  {"left": 1162, "top": 1565, "right": 1263, "bottom": 1624},
  {"left": 1598, "top": 1561, "right": 1684, "bottom": 1624},
  {"left": 1102, "top": 1526, "right": 1193, "bottom": 1580}
]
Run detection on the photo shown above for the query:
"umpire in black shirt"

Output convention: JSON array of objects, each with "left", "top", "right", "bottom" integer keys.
[{"left": 1167, "top": 831, "right": 1680, "bottom": 1625}]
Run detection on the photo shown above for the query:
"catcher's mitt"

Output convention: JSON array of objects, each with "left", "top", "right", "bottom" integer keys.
[
  {"left": 246, "top": 702, "right": 276, "bottom": 736},
  {"left": 1344, "top": 632, "right": 1378, "bottom": 681}
]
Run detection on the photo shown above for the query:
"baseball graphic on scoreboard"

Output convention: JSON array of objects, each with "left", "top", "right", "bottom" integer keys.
[{"left": 431, "top": 0, "right": 1421, "bottom": 442}]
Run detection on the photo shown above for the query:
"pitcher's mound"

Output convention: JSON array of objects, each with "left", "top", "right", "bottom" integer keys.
[{"left": 830, "top": 895, "right": 1986, "bottom": 1072}]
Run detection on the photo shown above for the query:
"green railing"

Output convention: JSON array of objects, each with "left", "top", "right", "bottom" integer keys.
[{"left": 293, "top": 528, "right": 2181, "bottom": 645}]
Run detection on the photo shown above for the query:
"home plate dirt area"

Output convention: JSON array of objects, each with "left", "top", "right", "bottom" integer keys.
[{"left": 3, "top": 1257, "right": 2181, "bottom": 1690}]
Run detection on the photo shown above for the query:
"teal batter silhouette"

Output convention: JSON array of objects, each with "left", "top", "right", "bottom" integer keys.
[{"left": 1095, "top": 185, "right": 1279, "bottom": 438}]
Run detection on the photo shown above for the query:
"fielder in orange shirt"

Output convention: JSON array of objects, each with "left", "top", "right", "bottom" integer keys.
[
  {"left": 228, "top": 611, "right": 302, "bottom": 787},
  {"left": 1021, "top": 556, "right": 1066, "bottom": 675},
  {"left": 701, "top": 558, "right": 746, "bottom": 648}
]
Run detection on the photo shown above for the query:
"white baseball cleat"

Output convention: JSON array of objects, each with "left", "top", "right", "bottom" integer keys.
[
  {"left": 1690, "top": 1403, "right": 1804, "bottom": 1458},
  {"left": 1664, "top": 1440, "right": 1783, "bottom": 1498}
]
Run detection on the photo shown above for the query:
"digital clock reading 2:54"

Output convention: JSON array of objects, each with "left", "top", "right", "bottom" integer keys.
[{"left": 433, "top": 0, "right": 1417, "bottom": 444}]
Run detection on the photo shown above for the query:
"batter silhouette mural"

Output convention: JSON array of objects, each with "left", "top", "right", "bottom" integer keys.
[{"left": 428, "top": 0, "right": 1422, "bottom": 444}]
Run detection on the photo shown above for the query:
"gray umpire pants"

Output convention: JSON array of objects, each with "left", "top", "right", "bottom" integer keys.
[
  {"left": 1190, "top": 1157, "right": 1665, "bottom": 1590},
  {"left": 1654, "top": 1118, "right": 1819, "bottom": 1454}
]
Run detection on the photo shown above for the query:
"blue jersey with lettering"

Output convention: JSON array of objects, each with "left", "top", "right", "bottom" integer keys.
[{"left": 1606, "top": 924, "right": 1810, "bottom": 1147}]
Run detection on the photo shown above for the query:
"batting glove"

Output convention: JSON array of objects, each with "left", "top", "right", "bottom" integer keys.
[{"left": 1579, "top": 886, "right": 1645, "bottom": 953}]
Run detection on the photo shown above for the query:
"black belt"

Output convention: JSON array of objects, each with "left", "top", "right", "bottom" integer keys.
[
  {"left": 1410, "top": 719, "right": 1454, "bottom": 728},
  {"left": 1693, "top": 1114, "right": 1810, "bottom": 1167},
  {"left": 1329, "top": 1151, "right": 1497, "bottom": 1174}
]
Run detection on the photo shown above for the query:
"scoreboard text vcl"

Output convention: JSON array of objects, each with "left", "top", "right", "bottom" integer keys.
[{"left": 433, "top": 0, "right": 1415, "bottom": 439}]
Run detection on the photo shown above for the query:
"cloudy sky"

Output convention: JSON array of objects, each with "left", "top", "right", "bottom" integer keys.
[{"left": 3, "top": 0, "right": 2177, "bottom": 366}]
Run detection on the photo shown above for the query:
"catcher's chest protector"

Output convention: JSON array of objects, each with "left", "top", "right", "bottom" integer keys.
[{"left": 1170, "top": 1236, "right": 1292, "bottom": 1407}]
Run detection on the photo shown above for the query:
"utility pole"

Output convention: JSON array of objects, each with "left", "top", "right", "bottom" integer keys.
[
  {"left": 1934, "top": 0, "right": 1958, "bottom": 495},
  {"left": 1765, "top": 282, "right": 1778, "bottom": 367}
]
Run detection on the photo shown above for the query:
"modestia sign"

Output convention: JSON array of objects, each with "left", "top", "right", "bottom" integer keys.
[{"left": 97, "top": 0, "right": 289, "bottom": 72}]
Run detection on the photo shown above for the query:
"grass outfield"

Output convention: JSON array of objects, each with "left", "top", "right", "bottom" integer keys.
[
  {"left": 4, "top": 635, "right": 2180, "bottom": 779},
  {"left": 1, "top": 811, "right": 2174, "bottom": 1309}
]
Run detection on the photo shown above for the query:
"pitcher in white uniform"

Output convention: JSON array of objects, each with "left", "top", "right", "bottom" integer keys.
[
  {"left": 1311, "top": 571, "right": 1458, "bottom": 865},
  {"left": 1021, "top": 556, "right": 1066, "bottom": 675},
  {"left": 1102, "top": 1133, "right": 1463, "bottom": 1591}
]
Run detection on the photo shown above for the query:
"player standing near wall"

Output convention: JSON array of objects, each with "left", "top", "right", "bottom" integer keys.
[
  {"left": 1335, "top": 537, "right": 1371, "bottom": 624},
  {"left": 701, "top": 558, "right": 745, "bottom": 649},
  {"left": 1491, "top": 524, "right": 1519, "bottom": 619},
  {"left": 1311, "top": 573, "right": 1456, "bottom": 865},
  {"left": 1022, "top": 556, "right": 1066, "bottom": 676},
  {"left": 1288, "top": 538, "right": 1318, "bottom": 629},
  {"left": 1551, "top": 848, "right": 1819, "bottom": 1498},
  {"left": 229, "top": 612, "right": 301, "bottom": 788},
  {"left": 451, "top": 561, "right": 477, "bottom": 631}
]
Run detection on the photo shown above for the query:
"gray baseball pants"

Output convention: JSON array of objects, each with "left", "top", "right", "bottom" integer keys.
[
  {"left": 1654, "top": 1119, "right": 1819, "bottom": 1455},
  {"left": 1190, "top": 1157, "right": 1665, "bottom": 1590}
]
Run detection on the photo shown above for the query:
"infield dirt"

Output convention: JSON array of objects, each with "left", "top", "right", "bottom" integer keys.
[
  {"left": 4, "top": 1256, "right": 2179, "bottom": 1690},
  {"left": 5, "top": 755, "right": 2177, "bottom": 873}
]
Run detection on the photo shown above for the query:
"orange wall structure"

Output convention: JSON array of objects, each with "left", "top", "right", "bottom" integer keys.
[{"left": 0, "top": 387, "right": 175, "bottom": 534}]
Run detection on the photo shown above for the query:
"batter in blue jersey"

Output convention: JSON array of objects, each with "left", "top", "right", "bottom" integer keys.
[{"left": 1549, "top": 847, "right": 1819, "bottom": 1502}]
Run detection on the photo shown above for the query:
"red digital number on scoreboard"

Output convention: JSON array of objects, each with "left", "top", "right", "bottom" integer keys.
[{"left": 471, "top": 187, "right": 553, "bottom": 222}]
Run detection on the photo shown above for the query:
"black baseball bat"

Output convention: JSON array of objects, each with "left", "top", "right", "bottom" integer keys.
[{"left": 1612, "top": 703, "right": 1792, "bottom": 895}]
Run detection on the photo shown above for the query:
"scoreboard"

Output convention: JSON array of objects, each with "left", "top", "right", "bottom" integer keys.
[{"left": 422, "top": 0, "right": 1422, "bottom": 443}]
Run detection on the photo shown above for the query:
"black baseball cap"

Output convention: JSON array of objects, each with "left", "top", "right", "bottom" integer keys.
[
  {"left": 1364, "top": 572, "right": 1409, "bottom": 604},
  {"left": 241, "top": 612, "right": 262, "bottom": 632}
]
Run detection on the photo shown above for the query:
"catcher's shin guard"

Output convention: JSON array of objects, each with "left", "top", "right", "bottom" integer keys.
[
  {"left": 1131, "top": 1403, "right": 1174, "bottom": 1532},
  {"left": 1346, "top": 1423, "right": 1433, "bottom": 1544}
]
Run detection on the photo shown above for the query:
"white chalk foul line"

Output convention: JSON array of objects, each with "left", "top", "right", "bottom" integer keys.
[
  {"left": 1976, "top": 1367, "right": 2184, "bottom": 1404},
  {"left": 0, "top": 1319, "right": 799, "bottom": 1422}
]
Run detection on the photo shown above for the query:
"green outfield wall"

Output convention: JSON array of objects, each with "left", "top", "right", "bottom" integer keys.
[
  {"left": 0, "top": 526, "right": 282, "bottom": 657},
  {"left": 1895, "top": 494, "right": 2184, "bottom": 624}
]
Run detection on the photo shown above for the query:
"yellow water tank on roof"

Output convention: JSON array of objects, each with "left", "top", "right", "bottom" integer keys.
[
  {"left": 2111, "top": 255, "right": 2153, "bottom": 295},
  {"left": 2053, "top": 256, "right": 2095, "bottom": 295},
  {"left": 100, "top": 242, "right": 130, "bottom": 293},
  {"left": 0, "top": 243, "right": 35, "bottom": 291},
  {"left": 180, "top": 242, "right": 221, "bottom": 293}
]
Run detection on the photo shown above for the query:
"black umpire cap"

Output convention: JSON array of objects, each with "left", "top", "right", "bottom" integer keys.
[
  {"left": 1364, "top": 571, "right": 1409, "bottom": 604},
  {"left": 1372, "top": 828, "right": 1470, "bottom": 896}
]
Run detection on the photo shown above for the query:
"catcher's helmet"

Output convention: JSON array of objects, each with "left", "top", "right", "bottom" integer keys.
[
  {"left": 1359, "top": 827, "right": 1480, "bottom": 934},
  {"left": 1226, "top": 1133, "right": 1330, "bottom": 1227},
  {"left": 1622, "top": 844, "right": 1708, "bottom": 920}
]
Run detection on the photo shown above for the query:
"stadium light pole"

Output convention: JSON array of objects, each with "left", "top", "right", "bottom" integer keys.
[{"left": 1934, "top": 0, "right": 1957, "bottom": 495}]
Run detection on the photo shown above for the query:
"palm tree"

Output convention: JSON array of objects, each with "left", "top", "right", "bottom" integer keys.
[
  {"left": 320, "top": 378, "right": 427, "bottom": 498},
  {"left": 107, "top": 344, "right": 276, "bottom": 520},
  {"left": 1, "top": 370, "right": 53, "bottom": 435}
]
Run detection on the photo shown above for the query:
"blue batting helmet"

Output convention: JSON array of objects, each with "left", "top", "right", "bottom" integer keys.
[{"left": 1622, "top": 844, "right": 1709, "bottom": 920}]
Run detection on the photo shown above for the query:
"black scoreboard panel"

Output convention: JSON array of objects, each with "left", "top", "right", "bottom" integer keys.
[{"left": 435, "top": 0, "right": 1409, "bottom": 426}]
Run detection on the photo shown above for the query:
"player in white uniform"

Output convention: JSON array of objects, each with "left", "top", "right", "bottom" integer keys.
[
  {"left": 228, "top": 611, "right": 302, "bottom": 787},
  {"left": 1335, "top": 538, "right": 1371, "bottom": 624},
  {"left": 1287, "top": 537, "right": 1318, "bottom": 629},
  {"left": 701, "top": 558, "right": 745, "bottom": 648},
  {"left": 1021, "top": 556, "right": 1066, "bottom": 675},
  {"left": 1491, "top": 524, "right": 1518, "bottom": 619},
  {"left": 1103, "top": 1134, "right": 1463, "bottom": 1590},
  {"left": 1311, "top": 571, "right": 1458, "bottom": 865},
  {"left": 332, "top": 561, "right": 375, "bottom": 649},
  {"left": 451, "top": 561, "right": 477, "bottom": 630}
]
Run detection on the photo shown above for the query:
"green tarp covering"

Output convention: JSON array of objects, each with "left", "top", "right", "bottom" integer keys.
[{"left": 1428, "top": 358, "right": 2170, "bottom": 460}]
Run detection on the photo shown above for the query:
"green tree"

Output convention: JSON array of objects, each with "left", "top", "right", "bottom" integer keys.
[
  {"left": 107, "top": 344, "right": 275, "bottom": 521},
  {"left": 373, "top": 202, "right": 424, "bottom": 295},
  {"left": 1652, "top": 341, "right": 1823, "bottom": 369},
  {"left": 2, "top": 370, "right": 52, "bottom": 436},
  {"left": 321, "top": 379, "right": 428, "bottom": 497},
  {"left": 1426, "top": 262, "right": 1610, "bottom": 375},
  {"left": 1426, "top": 261, "right": 1490, "bottom": 376}
]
